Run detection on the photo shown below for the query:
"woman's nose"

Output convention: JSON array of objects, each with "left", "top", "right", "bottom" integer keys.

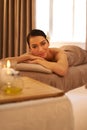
[{"left": 38, "top": 46, "right": 43, "bottom": 51}]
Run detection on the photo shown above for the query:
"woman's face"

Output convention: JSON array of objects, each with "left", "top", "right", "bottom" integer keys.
[{"left": 29, "top": 36, "right": 49, "bottom": 58}]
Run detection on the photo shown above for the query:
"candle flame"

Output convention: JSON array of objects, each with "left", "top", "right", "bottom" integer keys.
[{"left": 7, "top": 60, "right": 11, "bottom": 68}]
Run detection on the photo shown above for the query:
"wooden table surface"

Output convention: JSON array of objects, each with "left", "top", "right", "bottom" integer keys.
[{"left": 0, "top": 76, "right": 64, "bottom": 104}]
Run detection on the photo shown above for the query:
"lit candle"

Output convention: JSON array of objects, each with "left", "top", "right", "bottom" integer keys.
[
  {"left": 7, "top": 60, "right": 10, "bottom": 68},
  {"left": 1, "top": 60, "right": 19, "bottom": 84},
  {"left": 0, "top": 60, "right": 21, "bottom": 95},
  {"left": 6, "top": 60, "right": 19, "bottom": 75},
  {"left": 7, "top": 60, "right": 11, "bottom": 75}
]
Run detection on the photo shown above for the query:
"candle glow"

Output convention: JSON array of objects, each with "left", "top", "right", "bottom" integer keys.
[
  {"left": 6, "top": 60, "right": 12, "bottom": 75},
  {"left": 7, "top": 60, "right": 11, "bottom": 68}
]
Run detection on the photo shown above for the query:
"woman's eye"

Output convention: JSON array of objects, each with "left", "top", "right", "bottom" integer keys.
[
  {"left": 41, "top": 41, "right": 46, "bottom": 46},
  {"left": 31, "top": 45, "right": 38, "bottom": 48}
]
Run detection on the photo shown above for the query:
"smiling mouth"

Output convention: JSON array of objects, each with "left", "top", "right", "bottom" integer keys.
[{"left": 38, "top": 53, "right": 46, "bottom": 58}]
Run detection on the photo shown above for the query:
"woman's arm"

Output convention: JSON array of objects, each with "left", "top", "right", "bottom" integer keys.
[
  {"left": 1, "top": 49, "right": 68, "bottom": 76},
  {"left": 0, "top": 53, "right": 44, "bottom": 63},
  {"left": 28, "top": 49, "right": 69, "bottom": 76},
  {"left": 0, "top": 54, "right": 29, "bottom": 63},
  {"left": 53, "top": 50, "right": 69, "bottom": 76}
]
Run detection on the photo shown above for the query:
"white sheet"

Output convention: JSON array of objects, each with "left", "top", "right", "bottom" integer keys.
[
  {"left": 66, "top": 86, "right": 87, "bottom": 130},
  {"left": 0, "top": 95, "right": 74, "bottom": 130}
]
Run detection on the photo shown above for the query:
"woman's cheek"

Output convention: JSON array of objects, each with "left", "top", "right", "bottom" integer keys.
[{"left": 31, "top": 50, "right": 38, "bottom": 56}]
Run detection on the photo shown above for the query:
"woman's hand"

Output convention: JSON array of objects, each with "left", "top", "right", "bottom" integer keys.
[
  {"left": 20, "top": 54, "right": 44, "bottom": 63},
  {"left": 27, "top": 58, "right": 52, "bottom": 70}
]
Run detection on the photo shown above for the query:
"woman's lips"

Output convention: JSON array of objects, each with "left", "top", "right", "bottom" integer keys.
[{"left": 38, "top": 53, "right": 46, "bottom": 58}]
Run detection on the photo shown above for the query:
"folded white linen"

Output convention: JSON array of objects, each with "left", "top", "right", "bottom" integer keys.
[
  {"left": 66, "top": 86, "right": 87, "bottom": 130},
  {"left": 0, "top": 96, "right": 74, "bottom": 130}
]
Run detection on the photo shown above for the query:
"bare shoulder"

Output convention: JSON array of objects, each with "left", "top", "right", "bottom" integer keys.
[
  {"left": 49, "top": 47, "right": 67, "bottom": 60},
  {"left": 49, "top": 47, "right": 61, "bottom": 52},
  {"left": 49, "top": 47, "right": 65, "bottom": 55}
]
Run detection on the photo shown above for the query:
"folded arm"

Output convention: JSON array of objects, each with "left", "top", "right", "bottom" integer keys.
[
  {"left": 1, "top": 53, "right": 43, "bottom": 63},
  {"left": 28, "top": 50, "right": 69, "bottom": 76},
  {"left": 1, "top": 49, "right": 69, "bottom": 76}
]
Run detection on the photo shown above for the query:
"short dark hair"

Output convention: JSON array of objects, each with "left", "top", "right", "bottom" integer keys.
[{"left": 26, "top": 29, "right": 47, "bottom": 48}]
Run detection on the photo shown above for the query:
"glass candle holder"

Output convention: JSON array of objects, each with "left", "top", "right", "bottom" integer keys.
[
  {"left": 0, "top": 59, "right": 23, "bottom": 95},
  {"left": 1, "top": 73, "right": 23, "bottom": 95}
]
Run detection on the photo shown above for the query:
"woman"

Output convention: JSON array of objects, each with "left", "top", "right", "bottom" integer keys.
[{"left": 2, "top": 29, "right": 69, "bottom": 76}]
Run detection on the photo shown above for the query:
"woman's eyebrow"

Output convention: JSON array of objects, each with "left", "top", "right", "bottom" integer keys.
[
  {"left": 40, "top": 40, "right": 46, "bottom": 43},
  {"left": 31, "top": 43, "right": 37, "bottom": 46}
]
